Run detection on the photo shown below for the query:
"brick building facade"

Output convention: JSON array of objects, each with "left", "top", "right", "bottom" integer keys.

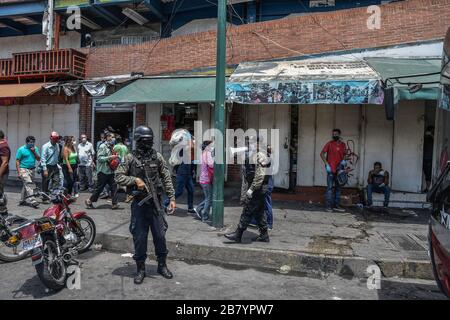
[{"left": 83, "top": 0, "right": 449, "bottom": 78}]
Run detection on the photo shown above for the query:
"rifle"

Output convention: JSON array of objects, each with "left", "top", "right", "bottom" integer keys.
[{"left": 133, "top": 157, "right": 165, "bottom": 214}]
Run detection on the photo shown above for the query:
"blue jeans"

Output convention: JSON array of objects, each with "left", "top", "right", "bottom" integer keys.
[
  {"left": 164, "top": 174, "right": 194, "bottom": 209},
  {"left": 326, "top": 172, "right": 341, "bottom": 208},
  {"left": 367, "top": 184, "right": 390, "bottom": 207},
  {"left": 196, "top": 183, "right": 212, "bottom": 221},
  {"left": 250, "top": 177, "right": 274, "bottom": 228}
]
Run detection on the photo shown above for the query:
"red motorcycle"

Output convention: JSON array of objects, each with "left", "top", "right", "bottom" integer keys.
[{"left": 0, "top": 189, "right": 96, "bottom": 290}]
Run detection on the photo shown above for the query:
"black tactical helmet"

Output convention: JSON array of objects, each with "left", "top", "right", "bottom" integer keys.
[{"left": 134, "top": 126, "right": 154, "bottom": 141}]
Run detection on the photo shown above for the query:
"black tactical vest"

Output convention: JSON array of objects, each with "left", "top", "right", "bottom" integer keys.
[{"left": 127, "top": 149, "right": 163, "bottom": 197}]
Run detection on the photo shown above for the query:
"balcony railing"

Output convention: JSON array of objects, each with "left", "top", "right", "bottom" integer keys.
[{"left": 0, "top": 48, "right": 86, "bottom": 81}]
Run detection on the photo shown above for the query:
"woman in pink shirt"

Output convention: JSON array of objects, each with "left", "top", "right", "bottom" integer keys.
[{"left": 196, "top": 141, "right": 214, "bottom": 222}]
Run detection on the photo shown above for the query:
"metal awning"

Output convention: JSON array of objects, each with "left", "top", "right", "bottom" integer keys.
[
  {"left": 226, "top": 59, "right": 384, "bottom": 105},
  {"left": 365, "top": 57, "right": 441, "bottom": 101},
  {"left": 0, "top": 82, "right": 45, "bottom": 98},
  {"left": 98, "top": 76, "right": 216, "bottom": 104}
]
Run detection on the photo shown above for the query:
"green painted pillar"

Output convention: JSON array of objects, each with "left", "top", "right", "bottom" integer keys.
[{"left": 212, "top": 0, "right": 226, "bottom": 228}]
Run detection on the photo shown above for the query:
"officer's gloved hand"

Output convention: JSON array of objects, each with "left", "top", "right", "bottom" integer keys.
[{"left": 244, "top": 189, "right": 253, "bottom": 204}]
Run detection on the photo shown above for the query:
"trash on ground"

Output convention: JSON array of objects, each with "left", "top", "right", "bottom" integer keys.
[{"left": 277, "top": 265, "right": 291, "bottom": 274}]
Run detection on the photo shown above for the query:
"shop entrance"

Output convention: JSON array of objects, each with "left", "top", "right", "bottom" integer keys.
[{"left": 92, "top": 100, "right": 135, "bottom": 149}]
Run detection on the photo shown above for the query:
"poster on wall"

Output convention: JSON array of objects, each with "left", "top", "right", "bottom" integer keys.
[{"left": 226, "top": 80, "right": 384, "bottom": 105}]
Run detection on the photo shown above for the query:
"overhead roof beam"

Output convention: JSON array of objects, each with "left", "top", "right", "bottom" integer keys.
[
  {"left": 0, "top": 2, "right": 46, "bottom": 18},
  {"left": 90, "top": 4, "right": 123, "bottom": 25},
  {"left": 0, "top": 18, "right": 27, "bottom": 34},
  {"left": 144, "top": 0, "right": 166, "bottom": 22}
]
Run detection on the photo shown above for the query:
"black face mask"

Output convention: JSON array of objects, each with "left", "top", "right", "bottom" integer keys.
[
  {"left": 332, "top": 135, "right": 340, "bottom": 141},
  {"left": 137, "top": 138, "right": 153, "bottom": 151}
]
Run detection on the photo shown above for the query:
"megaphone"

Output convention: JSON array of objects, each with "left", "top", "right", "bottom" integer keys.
[{"left": 228, "top": 146, "right": 248, "bottom": 156}]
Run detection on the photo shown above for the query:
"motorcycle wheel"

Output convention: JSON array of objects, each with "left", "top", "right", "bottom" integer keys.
[
  {"left": 0, "top": 243, "right": 29, "bottom": 262},
  {"left": 0, "top": 216, "right": 32, "bottom": 263},
  {"left": 35, "top": 238, "right": 67, "bottom": 291},
  {"left": 73, "top": 216, "right": 96, "bottom": 254}
]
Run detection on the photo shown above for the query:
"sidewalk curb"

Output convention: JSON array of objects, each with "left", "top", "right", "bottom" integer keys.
[{"left": 96, "top": 232, "right": 434, "bottom": 280}]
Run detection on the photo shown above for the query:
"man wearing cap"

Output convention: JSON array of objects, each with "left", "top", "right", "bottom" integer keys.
[{"left": 41, "top": 131, "right": 62, "bottom": 197}]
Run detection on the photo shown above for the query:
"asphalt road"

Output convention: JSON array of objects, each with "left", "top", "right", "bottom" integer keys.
[{"left": 0, "top": 250, "right": 446, "bottom": 300}]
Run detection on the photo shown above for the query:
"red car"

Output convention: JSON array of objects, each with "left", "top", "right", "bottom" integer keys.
[{"left": 428, "top": 161, "right": 450, "bottom": 298}]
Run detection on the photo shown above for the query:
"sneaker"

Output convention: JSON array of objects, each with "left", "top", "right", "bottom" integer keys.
[
  {"left": 268, "top": 226, "right": 273, "bottom": 231},
  {"left": 333, "top": 206, "right": 346, "bottom": 213},
  {"left": 125, "top": 195, "right": 134, "bottom": 203},
  {"left": 85, "top": 199, "right": 94, "bottom": 209},
  {"left": 248, "top": 223, "right": 258, "bottom": 228},
  {"left": 74, "top": 193, "right": 80, "bottom": 198},
  {"left": 326, "top": 207, "right": 333, "bottom": 213},
  {"left": 111, "top": 204, "right": 120, "bottom": 210}
]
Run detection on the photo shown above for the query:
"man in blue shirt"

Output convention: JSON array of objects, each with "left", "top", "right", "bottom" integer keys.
[
  {"left": 41, "top": 131, "right": 61, "bottom": 196},
  {"left": 16, "top": 136, "right": 40, "bottom": 208}
]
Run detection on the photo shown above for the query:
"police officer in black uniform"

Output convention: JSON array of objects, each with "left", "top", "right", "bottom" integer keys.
[
  {"left": 115, "top": 126, "right": 176, "bottom": 284},
  {"left": 224, "top": 135, "right": 271, "bottom": 243}
]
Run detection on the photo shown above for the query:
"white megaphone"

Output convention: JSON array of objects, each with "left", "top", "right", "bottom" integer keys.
[{"left": 228, "top": 146, "right": 248, "bottom": 156}]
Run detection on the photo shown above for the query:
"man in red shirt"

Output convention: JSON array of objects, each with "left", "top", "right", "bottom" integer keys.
[
  {"left": 0, "top": 130, "right": 11, "bottom": 215},
  {"left": 321, "top": 129, "right": 347, "bottom": 212}
]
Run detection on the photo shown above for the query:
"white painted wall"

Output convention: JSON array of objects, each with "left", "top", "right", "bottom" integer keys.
[
  {"left": 0, "top": 104, "right": 79, "bottom": 176},
  {"left": 391, "top": 100, "right": 425, "bottom": 192},
  {"left": 0, "top": 32, "right": 81, "bottom": 59}
]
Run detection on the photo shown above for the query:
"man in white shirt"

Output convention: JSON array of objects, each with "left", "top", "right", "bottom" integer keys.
[{"left": 77, "top": 134, "right": 95, "bottom": 192}]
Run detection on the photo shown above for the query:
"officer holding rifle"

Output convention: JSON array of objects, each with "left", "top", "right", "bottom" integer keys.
[{"left": 115, "top": 126, "right": 176, "bottom": 285}]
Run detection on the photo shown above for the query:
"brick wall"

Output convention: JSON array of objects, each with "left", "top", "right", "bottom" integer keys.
[
  {"left": 135, "top": 104, "right": 146, "bottom": 127},
  {"left": 85, "top": 0, "right": 450, "bottom": 78}
]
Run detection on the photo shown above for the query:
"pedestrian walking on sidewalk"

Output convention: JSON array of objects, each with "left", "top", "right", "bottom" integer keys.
[
  {"left": 16, "top": 136, "right": 40, "bottom": 208},
  {"left": 225, "top": 135, "right": 271, "bottom": 243},
  {"left": 196, "top": 140, "right": 214, "bottom": 223},
  {"left": 62, "top": 136, "right": 79, "bottom": 197},
  {"left": 85, "top": 132, "right": 119, "bottom": 209},
  {"left": 320, "top": 128, "right": 347, "bottom": 213},
  {"left": 0, "top": 131, "right": 11, "bottom": 215},
  {"left": 40, "top": 131, "right": 62, "bottom": 198},
  {"left": 115, "top": 125, "right": 176, "bottom": 285},
  {"left": 165, "top": 130, "right": 197, "bottom": 216},
  {"left": 77, "top": 134, "right": 95, "bottom": 192}
]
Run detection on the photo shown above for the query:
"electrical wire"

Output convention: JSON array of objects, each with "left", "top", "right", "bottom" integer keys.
[
  {"left": 295, "top": 0, "right": 364, "bottom": 62},
  {"left": 140, "top": 0, "right": 186, "bottom": 73}
]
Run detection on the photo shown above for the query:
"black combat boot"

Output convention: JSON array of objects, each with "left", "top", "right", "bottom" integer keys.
[
  {"left": 224, "top": 227, "right": 245, "bottom": 243},
  {"left": 252, "top": 228, "right": 270, "bottom": 242},
  {"left": 157, "top": 257, "right": 173, "bottom": 279},
  {"left": 134, "top": 261, "right": 146, "bottom": 285}
]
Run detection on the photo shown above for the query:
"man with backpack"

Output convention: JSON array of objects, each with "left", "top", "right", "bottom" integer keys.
[{"left": 85, "top": 132, "right": 119, "bottom": 209}]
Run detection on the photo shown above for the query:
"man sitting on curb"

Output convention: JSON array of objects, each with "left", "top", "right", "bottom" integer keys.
[{"left": 367, "top": 161, "right": 390, "bottom": 208}]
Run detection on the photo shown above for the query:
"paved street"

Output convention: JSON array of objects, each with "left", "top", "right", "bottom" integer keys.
[
  {"left": 0, "top": 250, "right": 445, "bottom": 300},
  {"left": 0, "top": 186, "right": 446, "bottom": 300}
]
